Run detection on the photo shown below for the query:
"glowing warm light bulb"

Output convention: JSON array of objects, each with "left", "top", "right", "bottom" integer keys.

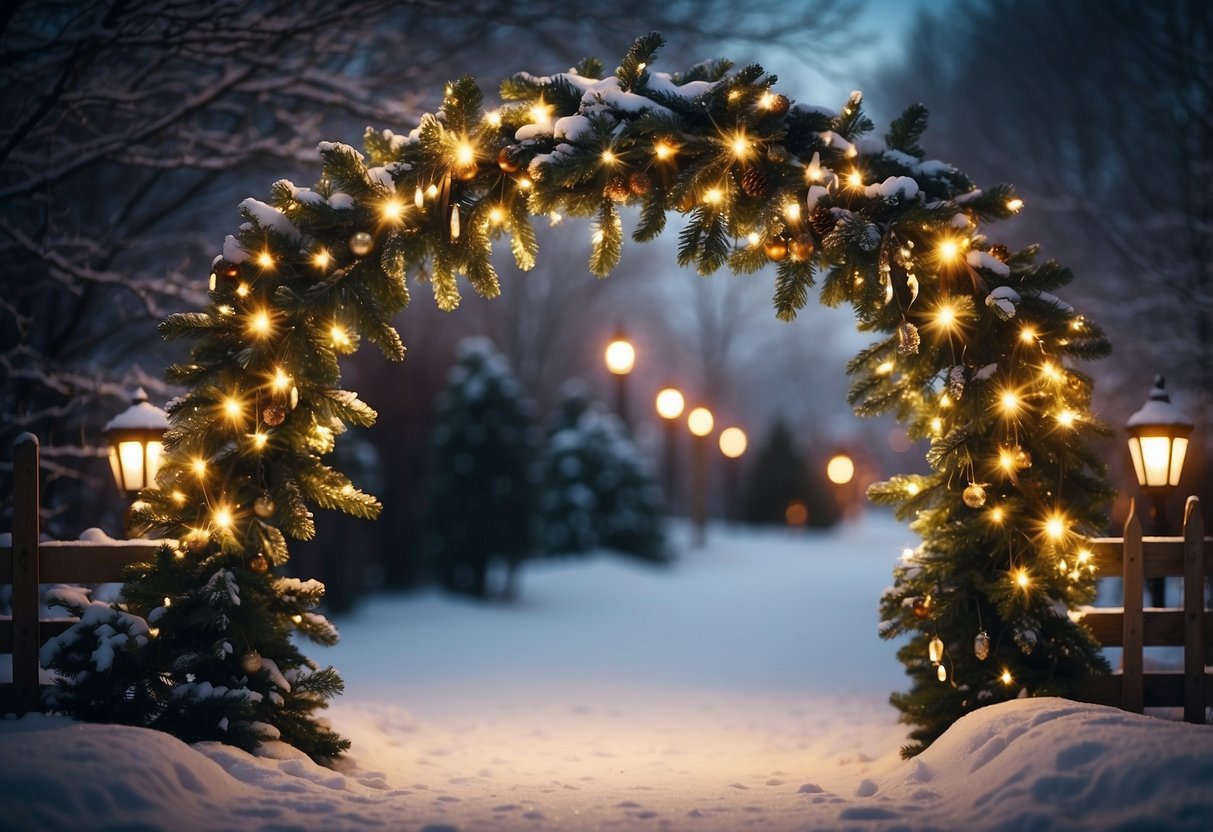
[
  {"left": 170, "top": 490, "right": 186, "bottom": 505},
  {"left": 704, "top": 188, "right": 724, "bottom": 205},
  {"left": 604, "top": 338, "right": 635, "bottom": 375},
  {"left": 687, "top": 407, "right": 714, "bottom": 437},
  {"left": 549, "top": 211, "right": 563, "bottom": 225},
  {"left": 601, "top": 149, "right": 617, "bottom": 164},
  {"left": 517, "top": 176, "right": 533, "bottom": 190},
  {"left": 249, "top": 309, "right": 272, "bottom": 338},
  {"left": 929, "top": 636, "right": 944, "bottom": 664},
  {"left": 235, "top": 284, "right": 250, "bottom": 298},
  {"left": 930, "top": 417, "right": 943, "bottom": 433},
  {"left": 937, "top": 239, "right": 960, "bottom": 261},
  {"left": 1057, "top": 409, "right": 1077, "bottom": 428},
  {"left": 1045, "top": 513, "right": 1066, "bottom": 540},
  {"left": 484, "top": 109, "right": 502, "bottom": 127},
  {"left": 758, "top": 91, "right": 775, "bottom": 109},
  {"left": 455, "top": 141, "right": 475, "bottom": 168},
  {"left": 252, "top": 432, "right": 268, "bottom": 450},
  {"left": 1014, "top": 568, "right": 1031, "bottom": 589},
  {"left": 414, "top": 186, "right": 424, "bottom": 208},
  {"left": 747, "top": 232, "right": 761, "bottom": 246},
  {"left": 937, "top": 664, "right": 948, "bottom": 682},
  {"left": 272, "top": 367, "right": 291, "bottom": 391},
  {"left": 426, "top": 184, "right": 439, "bottom": 199},
  {"left": 1007, "top": 198, "right": 1024, "bottom": 212},
  {"left": 654, "top": 141, "right": 675, "bottom": 161},
  {"left": 530, "top": 102, "right": 553, "bottom": 126},
  {"left": 655, "top": 388, "right": 685, "bottom": 420},
  {"left": 1020, "top": 327, "right": 1036, "bottom": 344},
  {"left": 876, "top": 360, "right": 894, "bottom": 375},
  {"left": 313, "top": 249, "right": 331, "bottom": 269},
  {"left": 1000, "top": 390, "right": 1020, "bottom": 414},
  {"left": 1000, "top": 669, "right": 1014, "bottom": 685},
  {"left": 488, "top": 206, "right": 505, "bottom": 225},
  {"left": 191, "top": 458, "right": 207, "bottom": 477},
  {"left": 826, "top": 454, "right": 855, "bottom": 485},
  {"left": 381, "top": 198, "right": 404, "bottom": 222},
  {"left": 846, "top": 169, "right": 863, "bottom": 189},
  {"left": 256, "top": 251, "right": 275, "bottom": 269},
  {"left": 730, "top": 133, "right": 749, "bottom": 158},
  {"left": 1041, "top": 361, "right": 1062, "bottom": 382},
  {"left": 906, "top": 481, "right": 921, "bottom": 496},
  {"left": 164, "top": 596, "right": 172, "bottom": 607},
  {"left": 213, "top": 506, "right": 233, "bottom": 530},
  {"left": 989, "top": 506, "right": 1006, "bottom": 524},
  {"left": 292, "top": 614, "right": 304, "bottom": 624},
  {"left": 936, "top": 303, "right": 957, "bottom": 328},
  {"left": 999, "top": 448, "right": 1017, "bottom": 472},
  {"left": 784, "top": 201, "right": 801, "bottom": 223},
  {"left": 223, "top": 397, "right": 242, "bottom": 420}
]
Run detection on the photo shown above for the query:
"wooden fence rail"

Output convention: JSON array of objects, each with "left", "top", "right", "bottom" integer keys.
[
  {"left": 1, "top": 434, "right": 160, "bottom": 714},
  {"left": 1073, "top": 496, "right": 1210, "bottom": 722}
]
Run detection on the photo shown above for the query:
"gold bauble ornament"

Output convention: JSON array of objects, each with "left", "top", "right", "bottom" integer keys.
[
  {"left": 247, "top": 554, "right": 270, "bottom": 574},
  {"left": 262, "top": 402, "right": 287, "bottom": 427},
  {"left": 240, "top": 651, "right": 263, "bottom": 674},
  {"left": 185, "top": 531, "right": 210, "bottom": 553},
  {"left": 764, "top": 93, "right": 791, "bottom": 117},
  {"left": 454, "top": 162, "right": 478, "bottom": 181},
  {"left": 213, "top": 259, "right": 241, "bottom": 281},
  {"left": 253, "top": 493, "right": 275, "bottom": 519},
  {"left": 497, "top": 146, "right": 521, "bottom": 174},
  {"left": 763, "top": 237, "right": 789, "bottom": 262},
  {"left": 963, "top": 483, "right": 988, "bottom": 508},
  {"left": 789, "top": 234, "right": 815, "bottom": 262},
  {"left": 974, "top": 630, "right": 991, "bottom": 661},
  {"left": 348, "top": 231, "right": 374, "bottom": 258},
  {"left": 912, "top": 598, "right": 931, "bottom": 619}
]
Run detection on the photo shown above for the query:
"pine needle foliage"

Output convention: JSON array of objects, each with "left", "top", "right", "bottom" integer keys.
[{"left": 44, "top": 33, "right": 1114, "bottom": 760}]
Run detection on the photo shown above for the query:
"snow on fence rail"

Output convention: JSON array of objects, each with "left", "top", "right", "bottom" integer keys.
[
  {"left": 0, "top": 434, "right": 161, "bottom": 714},
  {"left": 1073, "top": 496, "right": 1211, "bottom": 721}
]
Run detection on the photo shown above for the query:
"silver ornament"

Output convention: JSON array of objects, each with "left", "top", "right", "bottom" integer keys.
[{"left": 897, "top": 320, "right": 921, "bottom": 356}]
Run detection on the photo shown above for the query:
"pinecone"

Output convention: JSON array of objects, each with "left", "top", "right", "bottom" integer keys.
[
  {"left": 628, "top": 170, "right": 653, "bottom": 196},
  {"left": 897, "top": 320, "right": 920, "bottom": 356},
  {"left": 603, "top": 175, "right": 630, "bottom": 203},
  {"left": 808, "top": 204, "right": 836, "bottom": 236},
  {"left": 765, "top": 93, "right": 790, "bottom": 117},
  {"left": 740, "top": 166, "right": 768, "bottom": 198},
  {"left": 989, "top": 243, "right": 1011, "bottom": 262}
]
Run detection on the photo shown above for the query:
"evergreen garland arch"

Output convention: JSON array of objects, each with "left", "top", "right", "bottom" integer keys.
[{"left": 45, "top": 33, "right": 1115, "bottom": 762}]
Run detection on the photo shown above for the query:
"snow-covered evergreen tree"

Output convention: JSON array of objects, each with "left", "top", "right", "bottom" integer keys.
[
  {"left": 742, "top": 419, "right": 840, "bottom": 528},
  {"left": 540, "top": 384, "right": 667, "bottom": 563},
  {"left": 421, "top": 337, "right": 540, "bottom": 599}
]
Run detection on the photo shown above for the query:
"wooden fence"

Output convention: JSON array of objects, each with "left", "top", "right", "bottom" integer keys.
[
  {"left": 1, "top": 434, "right": 160, "bottom": 714},
  {"left": 1074, "top": 496, "right": 1211, "bottom": 721}
]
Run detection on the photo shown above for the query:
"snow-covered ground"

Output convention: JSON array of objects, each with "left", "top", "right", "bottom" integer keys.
[{"left": 4, "top": 515, "right": 1213, "bottom": 830}]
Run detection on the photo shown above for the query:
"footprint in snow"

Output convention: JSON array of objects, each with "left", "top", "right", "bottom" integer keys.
[
  {"left": 798, "top": 783, "right": 824, "bottom": 794},
  {"left": 855, "top": 778, "right": 879, "bottom": 797}
]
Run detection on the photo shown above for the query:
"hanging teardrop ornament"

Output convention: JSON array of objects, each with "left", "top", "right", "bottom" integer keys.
[
  {"left": 929, "top": 635, "right": 944, "bottom": 664},
  {"left": 974, "top": 630, "right": 991, "bottom": 661},
  {"left": 937, "top": 664, "right": 948, "bottom": 682}
]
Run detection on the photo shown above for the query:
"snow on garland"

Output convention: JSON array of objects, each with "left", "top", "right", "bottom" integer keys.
[{"left": 41, "top": 32, "right": 1113, "bottom": 762}]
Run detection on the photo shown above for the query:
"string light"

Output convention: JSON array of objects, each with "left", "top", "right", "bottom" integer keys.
[
  {"left": 730, "top": 132, "right": 750, "bottom": 158},
  {"left": 426, "top": 184, "right": 439, "bottom": 199},
  {"left": 529, "top": 101, "right": 553, "bottom": 126},
  {"left": 249, "top": 309, "right": 272, "bottom": 338},
  {"left": 704, "top": 187, "right": 724, "bottom": 205},
  {"left": 331, "top": 324, "right": 350, "bottom": 348},
  {"left": 191, "top": 458, "right": 207, "bottom": 478},
  {"left": 784, "top": 201, "right": 801, "bottom": 223},
  {"left": 654, "top": 140, "right": 675, "bottom": 161},
  {"left": 170, "top": 490, "right": 186, "bottom": 505},
  {"left": 517, "top": 176, "right": 533, "bottom": 190},
  {"left": 455, "top": 140, "right": 475, "bottom": 168},
  {"left": 937, "top": 239, "right": 960, "bottom": 262},
  {"left": 1044, "top": 512, "right": 1067, "bottom": 540},
  {"left": 989, "top": 506, "right": 1006, "bottom": 524},
  {"left": 488, "top": 206, "right": 505, "bottom": 225},
  {"left": 256, "top": 251, "right": 275, "bottom": 269},
  {"left": 1000, "top": 669, "right": 1014, "bottom": 685},
  {"left": 601, "top": 149, "right": 617, "bottom": 164},
  {"left": 746, "top": 232, "right": 761, "bottom": 247},
  {"left": 1040, "top": 361, "right": 1063, "bottom": 382},
  {"left": 1056, "top": 409, "right": 1077, "bottom": 428},
  {"left": 1013, "top": 568, "right": 1031, "bottom": 589},
  {"left": 998, "top": 448, "right": 1017, "bottom": 473},
  {"left": 548, "top": 211, "right": 563, "bottom": 225},
  {"left": 1019, "top": 327, "right": 1036, "bottom": 344},
  {"left": 484, "top": 109, "right": 502, "bottom": 127},
  {"left": 252, "top": 432, "right": 268, "bottom": 450},
  {"left": 999, "top": 389, "right": 1021, "bottom": 416},
  {"left": 235, "top": 284, "right": 250, "bottom": 298},
  {"left": 213, "top": 506, "right": 233, "bottom": 530},
  {"left": 292, "top": 614, "right": 304, "bottom": 624},
  {"left": 414, "top": 186, "right": 424, "bottom": 208},
  {"left": 846, "top": 169, "right": 864, "bottom": 189},
  {"left": 758, "top": 91, "right": 775, "bottom": 109},
  {"left": 381, "top": 198, "right": 404, "bottom": 222},
  {"left": 312, "top": 250, "right": 331, "bottom": 269},
  {"left": 1007, "top": 198, "right": 1024, "bottom": 212},
  {"left": 271, "top": 367, "right": 291, "bottom": 392},
  {"left": 223, "top": 396, "right": 243, "bottom": 421},
  {"left": 876, "top": 360, "right": 895, "bottom": 375}
]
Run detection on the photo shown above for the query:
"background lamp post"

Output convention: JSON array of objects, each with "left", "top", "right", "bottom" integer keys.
[
  {"left": 1126, "top": 374, "right": 1192, "bottom": 607},
  {"left": 687, "top": 406, "right": 714, "bottom": 547},
  {"left": 655, "top": 386, "right": 685, "bottom": 513},
  {"left": 718, "top": 426, "right": 747, "bottom": 522},
  {"left": 104, "top": 388, "right": 169, "bottom": 532},
  {"left": 604, "top": 326, "right": 636, "bottom": 431}
]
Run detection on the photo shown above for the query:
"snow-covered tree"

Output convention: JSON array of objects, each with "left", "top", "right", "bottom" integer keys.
[
  {"left": 421, "top": 337, "right": 540, "bottom": 599},
  {"left": 743, "top": 419, "right": 840, "bottom": 528},
  {"left": 540, "top": 384, "right": 668, "bottom": 562}
]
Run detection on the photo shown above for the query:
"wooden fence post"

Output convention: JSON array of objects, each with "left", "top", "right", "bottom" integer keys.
[
  {"left": 1122, "top": 499, "right": 1144, "bottom": 714},
  {"left": 11, "top": 434, "right": 41, "bottom": 714},
  {"left": 1182, "top": 497, "right": 1205, "bottom": 723}
]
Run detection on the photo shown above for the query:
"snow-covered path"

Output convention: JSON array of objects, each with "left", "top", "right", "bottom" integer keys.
[{"left": 4, "top": 514, "right": 1213, "bottom": 830}]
